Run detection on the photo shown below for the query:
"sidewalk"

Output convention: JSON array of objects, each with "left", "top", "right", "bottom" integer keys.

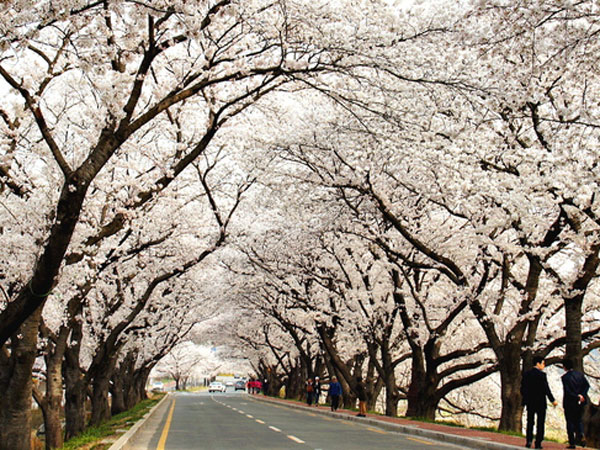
[{"left": 251, "top": 395, "right": 593, "bottom": 450}]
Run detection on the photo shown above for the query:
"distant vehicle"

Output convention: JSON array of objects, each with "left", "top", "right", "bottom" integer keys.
[
  {"left": 208, "top": 381, "right": 226, "bottom": 393},
  {"left": 225, "top": 381, "right": 234, "bottom": 387},
  {"left": 150, "top": 381, "right": 164, "bottom": 392},
  {"left": 234, "top": 380, "right": 246, "bottom": 391}
]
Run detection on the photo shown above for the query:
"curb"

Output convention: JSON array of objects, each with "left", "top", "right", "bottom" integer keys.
[
  {"left": 108, "top": 393, "right": 171, "bottom": 450},
  {"left": 251, "top": 395, "right": 525, "bottom": 450}
]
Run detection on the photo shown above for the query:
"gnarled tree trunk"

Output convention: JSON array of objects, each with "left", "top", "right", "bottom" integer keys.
[
  {"left": 0, "top": 309, "right": 42, "bottom": 450},
  {"left": 64, "top": 322, "right": 87, "bottom": 440}
]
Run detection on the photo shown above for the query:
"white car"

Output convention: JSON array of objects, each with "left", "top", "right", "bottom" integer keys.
[{"left": 208, "top": 381, "right": 226, "bottom": 393}]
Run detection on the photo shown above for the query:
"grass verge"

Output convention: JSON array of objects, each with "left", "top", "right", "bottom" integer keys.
[{"left": 60, "top": 393, "right": 165, "bottom": 450}]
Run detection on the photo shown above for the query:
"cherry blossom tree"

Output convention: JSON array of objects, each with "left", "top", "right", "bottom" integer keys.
[{"left": 0, "top": 0, "right": 370, "bottom": 447}]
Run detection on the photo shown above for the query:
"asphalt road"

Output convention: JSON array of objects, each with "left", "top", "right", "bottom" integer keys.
[{"left": 128, "top": 390, "right": 465, "bottom": 450}]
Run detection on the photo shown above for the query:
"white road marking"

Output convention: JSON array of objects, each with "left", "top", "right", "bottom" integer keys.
[
  {"left": 287, "top": 435, "right": 305, "bottom": 444},
  {"left": 269, "top": 426, "right": 281, "bottom": 432},
  {"left": 255, "top": 419, "right": 265, "bottom": 424},
  {"left": 246, "top": 414, "right": 254, "bottom": 418}
]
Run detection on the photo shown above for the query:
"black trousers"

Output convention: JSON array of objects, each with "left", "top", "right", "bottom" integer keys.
[
  {"left": 564, "top": 403, "right": 585, "bottom": 445},
  {"left": 526, "top": 406, "right": 546, "bottom": 445},
  {"left": 330, "top": 394, "right": 340, "bottom": 411}
]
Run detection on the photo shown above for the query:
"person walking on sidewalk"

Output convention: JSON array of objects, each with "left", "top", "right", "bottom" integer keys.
[
  {"left": 521, "top": 357, "right": 557, "bottom": 449},
  {"left": 355, "top": 376, "right": 368, "bottom": 417},
  {"left": 561, "top": 359, "right": 590, "bottom": 449},
  {"left": 328, "top": 376, "right": 342, "bottom": 412},
  {"left": 314, "top": 377, "right": 321, "bottom": 406},
  {"left": 306, "top": 378, "right": 315, "bottom": 406}
]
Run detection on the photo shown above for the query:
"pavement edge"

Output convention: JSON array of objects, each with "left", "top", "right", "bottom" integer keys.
[
  {"left": 108, "top": 392, "right": 171, "bottom": 450},
  {"left": 250, "top": 395, "right": 525, "bottom": 450}
]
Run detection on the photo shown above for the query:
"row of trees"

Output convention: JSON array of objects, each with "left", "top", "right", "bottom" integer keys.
[
  {"left": 0, "top": 0, "right": 365, "bottom": 448},
  {"left": 216, "top": 0, "right": 600, "bottom": 443},
  {"left": 1, "top": 0, "right": 599, "bottom": 449}
]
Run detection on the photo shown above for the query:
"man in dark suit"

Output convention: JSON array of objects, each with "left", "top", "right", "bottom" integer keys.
[
  {"left": 521, "top": 357, "right": 557, "bottom": 449},
  {"left": 561, "top": 359, "right": 590, "bottom": 449}
]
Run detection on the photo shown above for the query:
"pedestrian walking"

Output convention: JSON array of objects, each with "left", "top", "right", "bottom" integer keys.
[
  {"left": 355, "top": 376, "right": 367, "bottom": 417},
  {"left": 328, "top": 376, "right": 342, "bottom": 412},
  {"left": 561, "top": 359, "right": 590, "bottom": 449},
  {"left": 314, "top": 377, "right": 321, "bottom": 406},
  {"left": 520, "top": 357, "right": 557, "bottom": 449},
  {"left": 306, "top": 378, "right": 315, "bottom": 406}
]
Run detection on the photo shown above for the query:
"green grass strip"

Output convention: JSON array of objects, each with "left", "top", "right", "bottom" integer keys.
[{"left": 60, "top": 394, "right": 164, "bottom": 450}]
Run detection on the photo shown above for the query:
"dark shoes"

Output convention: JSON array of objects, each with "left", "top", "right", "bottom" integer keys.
[
  {"left": 526, "top": 443, "right": 531, "bottom": 448},
  {"left": 566, "top": 446, "right": 576, "bottom": 449},
  {"left": 356, "top": 413, "right": 366, "bottom": 417}
]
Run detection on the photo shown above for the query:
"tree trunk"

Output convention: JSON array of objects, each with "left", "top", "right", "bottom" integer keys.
[
  {"left": 113, "top": 352, "right": 138, "bottom": 412},
  {"left": 405, "top": 353, "right": 442, "bottom": 420},
  {"left": 405, "top": 355, "right": 439, "bottom": 420},
  {"left": 0, "top": 183, "right": 89, "bottom": 347},
  {"left": 405, "top": 384, "right": 439, "bottom": 420},
  {"left": 90, "top": 370, "right": 113, "bottom": 426},
  {"left": 583, "top": 403, "right": 600, "bottom": 448},
  {"left": 64, "top": 322, "right": 86, "bottom": 440},
  {"left": 498, "top": 359, "right": 523, "bottom": 432},
  {"left": 63, "top": 362, "right": 87, "bottom": 440},
  {"left": 0, "top": 309, "right": 42, "bottom": 450},
  {"left": 110, "top": 371, "right": 127, "bottom": 416},
  {"left": 365, "top": 356, "right": 380, "bottom": 412},
  {"left": 564, "top": 296, "right": 584, "bottom": 371},
  {"left": 342, "top": 388, "right": 357, "bottom": 410},
  {"left": 43, "top": 353, "right": 65, "bottom": 450},
  {"left": 285, "top": 363, "right": 303, "bottom": 399},
  {"left": 129, "top": 367, "right": 150, "bottom": 408},
  {"left": 564, "top": 247, "right": 598, "bottom": 441},
  {"left": 378, "top": 339, "right": 400, "bottom": 416},
  {"left": 384, "top": 374, "right": 400, "bottom": 417}
]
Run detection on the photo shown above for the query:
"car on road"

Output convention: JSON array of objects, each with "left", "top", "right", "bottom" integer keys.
[
  {"left": 208, "top": 381, "right": 226, "bottom": 393},
  {"left": 225, "top": 381, "right": 234, "bottom": 387},
  {"left": 234, "top": 380, "right": 246, "bottom": 391},
  {"left": 150, "top": 381, "right": 164, "bottom": 392}
]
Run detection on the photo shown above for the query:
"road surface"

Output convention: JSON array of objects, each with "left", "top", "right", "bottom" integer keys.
[{"left": 127, "top": 390, "right": 465, "bottom": 450}]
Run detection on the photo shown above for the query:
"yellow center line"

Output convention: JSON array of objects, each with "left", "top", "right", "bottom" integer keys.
[
  {"left": 407, "top": 436, "right": 434, "bottom": 445},
  {"left": 366, "top": 426, "right": 387, "bottom": 434},
  {"left": 157, "top": 399, "right": 176, "bottom": 450}
]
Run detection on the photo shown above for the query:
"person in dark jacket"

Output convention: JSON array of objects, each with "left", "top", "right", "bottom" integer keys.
[
  {"left": 328, "top": 376, "right": 342, "bottom": 412},
  {"left": 561, "top": 359, "right": 590, "bottom": 449},
  {"left": 314, "top": 377, "right": 321, "bottom": 406},
  {"left": 521, "top": 357, "right": 557, "bottom": 449},
  {"left": 355, "top": 376, "right": 367, "bottom": 417},
  {"left": 306, "top": 378, "right": 314, "bottom": 406}
]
